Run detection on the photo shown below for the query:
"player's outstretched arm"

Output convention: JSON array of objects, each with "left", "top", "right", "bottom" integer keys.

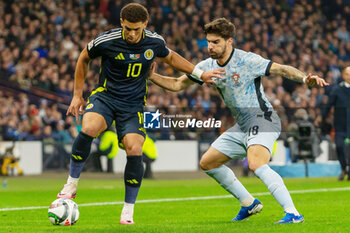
[
  {"left": 148, "top": 63, "right": 195, "bottom": 92},
  {"left": 150, "top": 74, "right": 194, "bottom": 92},
  {"left": 270, "top": 62, "right": 329, "bottom": 87},
  {"left": 67, "top": 47, "right": 91, "bottom": 119},
  {"left": 161, "top": 50, "right": 224, "bottom": 84}
]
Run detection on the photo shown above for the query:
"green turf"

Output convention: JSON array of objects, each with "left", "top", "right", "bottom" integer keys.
[{"left": 0, "top": 176, "right": 350, "bottom": 232}]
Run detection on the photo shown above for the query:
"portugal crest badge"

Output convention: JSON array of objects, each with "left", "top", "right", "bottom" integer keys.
[{"left": 232, "top": 72, "right": 240, "bottom": 84}]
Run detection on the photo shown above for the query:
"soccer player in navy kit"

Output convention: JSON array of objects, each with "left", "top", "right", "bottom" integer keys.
[{"left": 57, "top": 3, "right": 223, "bottom": 224}]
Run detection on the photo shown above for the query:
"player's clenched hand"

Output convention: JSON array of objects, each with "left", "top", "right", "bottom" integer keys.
[
  {"left": 201, "top": 69, "right": 225, "bottom": 84},
  {"left": 305, "top": 74, "right": 329, "bottom": 87},
  {"left": 66, "top": 95, "right": 85, "bottom": 122}
]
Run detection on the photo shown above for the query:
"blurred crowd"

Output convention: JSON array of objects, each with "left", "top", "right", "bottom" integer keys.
[
  {"left": 0, "top": 90, "right": 78, "bottom": 142},
  {"left": 0, "top": 0, "right": 350, "bottom": 142}
]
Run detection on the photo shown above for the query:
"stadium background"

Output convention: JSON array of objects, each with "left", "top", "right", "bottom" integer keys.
[
  {"left": 0, "top": 0, "right": 350, "bottom": 232},
  {"left": 1, "top": 0, "right": 350, "bottom": 142}
]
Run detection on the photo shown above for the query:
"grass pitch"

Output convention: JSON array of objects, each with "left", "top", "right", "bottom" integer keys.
[{"left": 0, "top": 174, "right": 350, "bottom": 233}]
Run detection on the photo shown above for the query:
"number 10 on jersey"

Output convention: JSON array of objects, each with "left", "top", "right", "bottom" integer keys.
[{"left": 127, "top": 63, "right": 142, "bottom": 78}]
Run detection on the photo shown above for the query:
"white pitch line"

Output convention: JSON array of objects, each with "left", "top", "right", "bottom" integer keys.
[{"left": 1, "top": 186, "right": 349, "bottom": 212}]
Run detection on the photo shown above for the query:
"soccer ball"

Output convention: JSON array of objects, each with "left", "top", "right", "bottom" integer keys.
[{"left": 48, "top": 198, "right": 79, "bottom": 226}]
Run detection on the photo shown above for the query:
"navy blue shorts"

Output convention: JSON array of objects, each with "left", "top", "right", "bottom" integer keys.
[{"left": 84, "top": 91, "right": 146, "bottom": 142}]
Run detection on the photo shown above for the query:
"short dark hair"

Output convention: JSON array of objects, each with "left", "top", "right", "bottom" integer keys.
[
  {"left": 204, "top": 18, "right": 236, "bottom": 40},
  {"left": 120, "top": 3, "right": 149, "bottom": 23}
]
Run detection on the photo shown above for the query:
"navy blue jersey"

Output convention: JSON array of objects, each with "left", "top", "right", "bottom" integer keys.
[{"left": 87, "top": 28, "right": 170, "bottom": 106}]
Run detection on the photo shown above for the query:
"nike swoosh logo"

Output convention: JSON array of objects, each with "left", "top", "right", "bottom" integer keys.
[
  {"left": 292, "top": 217, "right": 303, "bottom": 223},
  {"left": 248, "top": 203, "right": 262, "bottom": 215},
  {"left": 248, "top": 206, "right": 257, "bottom": 214}
]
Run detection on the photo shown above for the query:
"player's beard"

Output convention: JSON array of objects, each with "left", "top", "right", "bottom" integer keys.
[{"left": 209, "top": 44, "right": 226, "bottom": 59}]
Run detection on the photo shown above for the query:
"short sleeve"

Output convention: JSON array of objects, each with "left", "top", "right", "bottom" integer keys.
[
  {"left": 196, "top": 60, "right": 210, "bottom": 71},
  {"left": 185, "top": 60, "right": 211, "bottom": 85},
  {"left": 186, "top": 74, "right": 203, "bottom": 85},
  {"left": 156, "top": 38, "right": 170, "bottom": 58},
  {"left": 246, "top": 52, "right": 272, "bottom": 77},
  {"left": 86, "top": 38, "right": 103, "bottom": 59}
]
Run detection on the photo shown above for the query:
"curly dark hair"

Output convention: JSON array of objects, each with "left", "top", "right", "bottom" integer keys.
[
  {"left": 120, "top": 3, "right": 149, "bottom": 23},
  {"left": 204, "top": 18, "right": 236, "bottom": 40}
]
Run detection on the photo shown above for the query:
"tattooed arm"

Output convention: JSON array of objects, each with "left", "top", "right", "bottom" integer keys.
[
  {"left": 269, "top": 62, "right": 329, "bottom": 87},
  {"left": 270, "top": 63, "right": 306, "bottom": 83}
]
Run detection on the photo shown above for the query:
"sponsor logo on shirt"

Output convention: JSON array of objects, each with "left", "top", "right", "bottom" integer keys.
[{"left": 130, "top": 54, "right": 140, "bottom": 60}]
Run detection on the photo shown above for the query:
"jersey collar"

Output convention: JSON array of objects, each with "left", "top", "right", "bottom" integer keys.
[{"left": 216, "top": 48, "right": 235, "bottom": 67}]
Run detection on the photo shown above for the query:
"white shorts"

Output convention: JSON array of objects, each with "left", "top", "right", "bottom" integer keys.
[{"left": 212, "top": 116, "right": 281, "bottom": 159}]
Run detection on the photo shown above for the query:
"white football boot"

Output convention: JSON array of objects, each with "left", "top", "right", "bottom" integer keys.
[
  {"left": 57, "top": 183, "right": 77, "bottom": 199},
  {"left": 57, "top": 176, "right": 78, "bottom": 199},
  {"left": 120, "top": 203, "right": 134, "bottom": 225}
]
